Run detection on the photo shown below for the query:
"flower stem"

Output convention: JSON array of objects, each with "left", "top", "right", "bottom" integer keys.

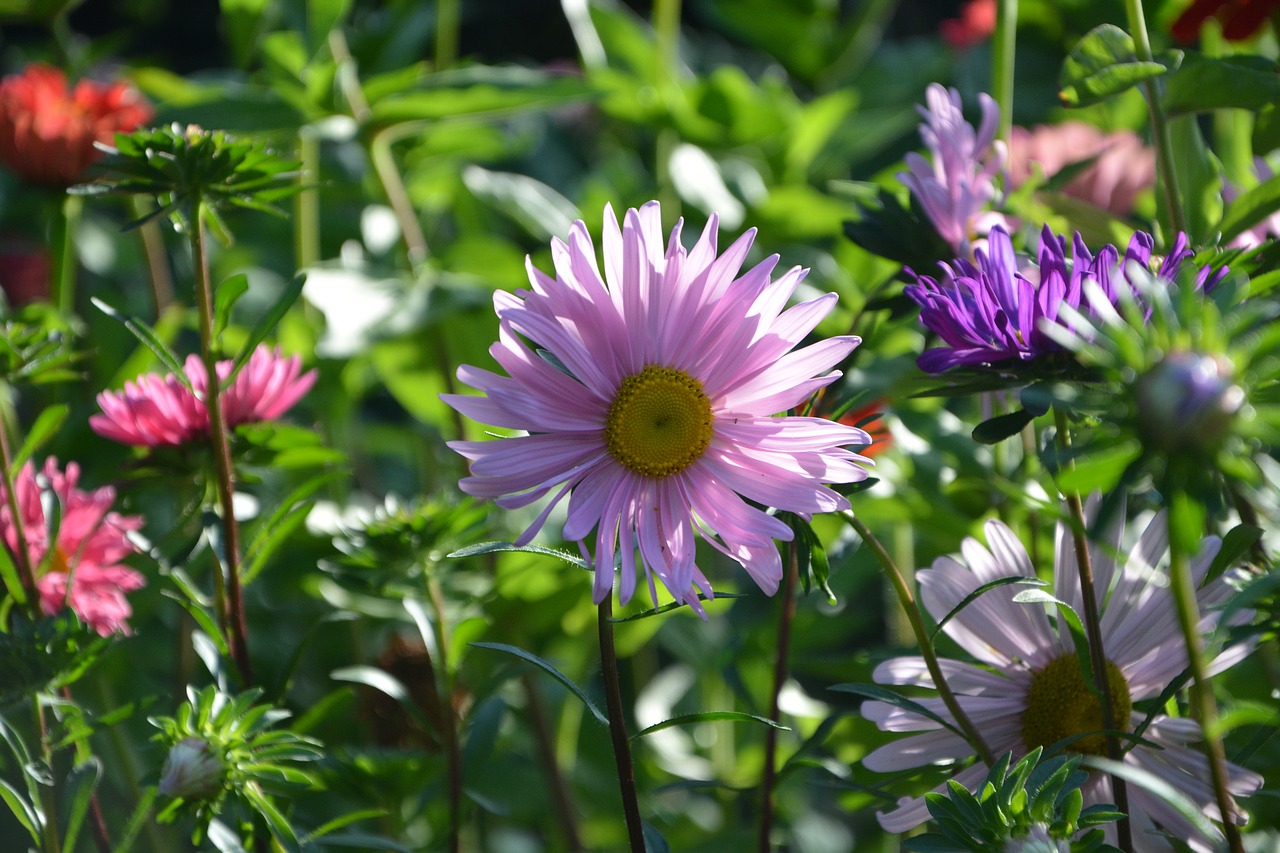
[
  {"left": 49, "top": 193, "right": 81, "bottom": 317},
  {"left": 843, "top": 511, "right": 995, "bottom": 766},
  {"left": 1124, "top": 0, "right": 1187, "bottom": 237},
  {"left": 1166, "top": 484, "right": 1244, "bottom": 853},
  {"left": 757, "top": 540, "right": 799, "bottom": 852},
  {"left": 189, "top": 204, "right": 254, "bottom": 687},
  {"left": 294, "top": 128, "right": 321, "bottom": 271},
  {"left": 435, "top": 0, "right": 461, "bottom": 71},
  {"left": 597, "top": 598, "right": 646, "bottom": 852},
  {"left": 992, "top": 0, "right": 1018, "bottom": 143},
  {"left": 1052, "top": 408, "right": 1131, "bottom": 851},
  {"left": 0, "top": 395, "right": 37, "bottom": 608}
]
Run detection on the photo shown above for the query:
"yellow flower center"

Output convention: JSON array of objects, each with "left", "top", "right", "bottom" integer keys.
[
  {"left": 604, "top": 366, "right": 714, "bottom": 479},
  {"left": 1021, "top": 654, "right": 1132, "bottom": 756}
]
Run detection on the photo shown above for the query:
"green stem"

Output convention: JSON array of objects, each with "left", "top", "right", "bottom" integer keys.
[
  {"left": 992, "top": 0, "right": 1017, "bottom": 143},
  {"left": 294, "top": 129, "right": 321, "bottom": 270},
  {"left": 189, "top": 204, "right": 254, "bottom": 687},
  {"left": 597, "top": 598, "right": 645, "bottom": 852},
  {"left": 1053, "top": 408, "right": 1131, "bottom": 851},
  {"left": 49, "top": 193, "right": 81, "bottom": 317},
  {"left": 1124, "top": 0, "right": 1186, "bottom": 237},
  {"left": 757, "top": 541, "right": 799, "bottom": 852},
  {"left": 33, "top": 695, "right": 61, "bottom": 853},
  {"left": 1166, "top": 485, "right": 1244, "bottom": 853},
  {"left": 435, "top": 0, "right": 461, "bottom": 71},
  {"left": 843, "top": 512, "right": 995, "bottom": 766},
  {"left": 0, "top": 394, "right": 37, "bottom": 607}
]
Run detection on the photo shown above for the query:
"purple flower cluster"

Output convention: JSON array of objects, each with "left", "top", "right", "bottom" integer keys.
[{"left": 906, "top": 225, "right": 1225, "bottom": 373}]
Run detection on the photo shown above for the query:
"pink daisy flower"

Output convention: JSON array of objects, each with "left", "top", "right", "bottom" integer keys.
[
  {"left": 91, "top": 345, "right": 316, "bottom": 448},
  {"left": 1, "top": 458, "right": 145, "bottom": 636},
  {"left": 862, "top": 500, "right": 1261, "bottom": 851},
  {"left": 445, "top": 201, "right": 873, "bottom": 610}
]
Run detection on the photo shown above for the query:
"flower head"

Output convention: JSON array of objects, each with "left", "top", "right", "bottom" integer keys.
[
  {"left": 1172, "top": 0, "right": 1280, "bottom": 41},
  {"left": 862, "top": 500, "right": 1261, "bottom": 850},
  {"left": 899, "top": 84, "right": 1007, "bottom": 254},
  {"left": 906, "top": 225, "right": 1224, "bottom": 373},
  {"left": 446, "top": 202, "right": 873, "bottom": 611},
  {"left": 91, "top": 345, "right": 316, "bottom": 447},
  {"left": 940, "top": 0, "right": 997, "bottom": 49},
  {"left": 1008, "top": 122, "right": 1156, "bottom": 218},
  {"left": 0, "top": 458, "right": 145, "bottom": 636},
  {"left": 0, "top": 63, "right": 150, "bottom": 187}
]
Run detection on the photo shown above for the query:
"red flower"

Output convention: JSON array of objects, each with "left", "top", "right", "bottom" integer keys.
[
  {"left": 0, "top": 63, "right": 151, "bottom": 187},
  {"left": 1171, "top": 0, "right": 1280, "bottom": 41},
  {"left": 839, "top": 401, "right": 891, "bottom": 458},
  {"left": 940, "top": 0, "right": 997, "bottom": 49}
]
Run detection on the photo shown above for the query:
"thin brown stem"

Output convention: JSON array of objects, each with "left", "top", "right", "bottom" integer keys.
[
  {"left": 757, "top": 541, "right": 799, "bottom": 852},
  {"left": 189, "top": 207, "right": 253, "bottom": 686},
  {"left": 1053, "top": 409, "right": 1131, "bottom": 851},
  {"left": 598, "top": 598, "right": 646, "bottom": 851},
  {"left": 843, "top": 512, "right": 995, "bottom": 765}
]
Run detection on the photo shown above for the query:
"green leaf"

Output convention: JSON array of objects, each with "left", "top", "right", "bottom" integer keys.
[
  {"left": 1081, "top": 755, "right": 1219, "bottom": 839},
  {"left": 972, "top": 408, "right": 1037, "bottom": 445},
  {"left": 1165, "top": 113, "right": 1223, "bottom": 244},
  {"left": 448, "top": 541, "right": 591, "bottom": 572},
  {"left": 225, "top": 273, "right": 307, "bottom": 389},
  {"left": 1206, "top": 523, "right": 1263, "bottom": 582},
  {"left": 214, "top": 274, "right": 249, "bottom": 339},
  {"left": 60, "top": 758, "right": 101, "bottom": 853},
  {"left": 931, "top": 576, "right": 1049, "bottom": 641},
  {"left": 642, "top": 823, "right": 671, "bottom": 853},
  {"left": 1054, "top": 440, "right": 1143, "bottom": 495},
  {"left": 368, "top": 67, "right": 596, "bottom": 125},
  {"left": 1011, "top": 590, "right": 1097, "bottom": 696},
  {"left": 306, "top": 0, "right": 349, "bottom": 57},
  {"left": 1164, "top": 53, "right": 1280, "bottom": 114},
  {"left": 11, "top": 404, "right": 67, "bottom": 473},
  {"left": 1058, "top": 25, "right": 1175, "bottom": 107},
  {"left": 630, "top": 711, "right": 789, "bottom": 741},
  {"left": 469, "top": 642, "right": 609, "bottom": 726},
  {"left": 91, "top": 298, "right": 192, "bottom": 390},
  {"left": 1220, "top": 173, "right": 1280, "bottom": 246},
  {"left": 0, "top": 778, "right": 38, "bottom": 843},
  {"left": 299, "top": 808, "right": 386, "bottom": 843},
  {"left": 610, "top": 592, "right": 744, "bottom": 622}
]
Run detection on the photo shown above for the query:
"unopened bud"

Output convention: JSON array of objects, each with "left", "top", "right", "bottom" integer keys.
[
  {"left": 159, "top": 737, "right": 226, "bottom": 800},
  {"left": 1003, "top": 826, "right": 1069, "bottom": 853},
  {"left": 1135, "top": 351, "right": 1243, "bottom": 454}
]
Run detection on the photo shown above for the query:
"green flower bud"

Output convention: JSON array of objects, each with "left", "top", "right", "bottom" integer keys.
[{"left": 159, "top": 737, "right": 226, "bottom": 800}]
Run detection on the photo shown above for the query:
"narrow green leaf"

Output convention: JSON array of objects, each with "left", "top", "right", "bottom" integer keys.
[
  {"left": 1206, "top": 523, "right": 1263, "bottom": 582},
  {"left": 610, "top": 592, "right": 744, "bottom": 622},
  {"left": 299, "top": 808, "right": 386, "bottom": 843},
  {"left": 0, "top": 778, "right": 38, "bottom": 842},
  {"left": 91, "top": 298, "right": 192, "bottom": 390},
  {"left": 1220, "top": 174, "right": 1280, "bottom": 246},
  {"left": 1059, "top": 25, "right": 1174, "bottom": 107},
  {"left": 829, "top": 683, "right": 964, "bottom": 739},
  {"left": 1082, "top": 755, "right": 1219, "bottom": 839},
  {"left": 329, "top": 665, "right": 431, "bottom": 728},
  {"left": 1012, "top": 589, "right": 1098, "bottom": 695},
  {"left": 469, "top": 642, "right": 609, "bottom": 726},
  {"left": 448, "top": 541, "right": 591, "bottom": 571},
  {"left": 631, "top": 711, "right": 789, "bottom": 741},
  {"left": 214, "top": 273, "right": 249, "bottom": 339},
  {"left": 11, "top": 405, "right": 68, "bottom": 473},
  {"left": 60, "top": 758, "right": 101, "bottom": 853},
  {"left": 932, "top": 576, "right": 1049, "bottom": 640},
  {"left": 224, "top": 272, "right": 307, "bottom": 389}
]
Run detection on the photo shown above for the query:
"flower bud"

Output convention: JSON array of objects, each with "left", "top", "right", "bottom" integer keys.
[
  {"left": 1135, "top": 351, "right": 1244, "bottom": 454},
  {"left": 1003, "top": 826, "right": 1069, "bottom": 853},
  {"left": 159, "top": 737, "right": 226, "bottom": 800}
]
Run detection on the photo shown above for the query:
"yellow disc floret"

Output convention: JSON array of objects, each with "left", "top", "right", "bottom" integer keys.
[
  {"left": 605, "top": 365, "right": 714, "bottom": 478},
  {"left": 1021, "top": 654, "right": 1133, "bottom": 756}
]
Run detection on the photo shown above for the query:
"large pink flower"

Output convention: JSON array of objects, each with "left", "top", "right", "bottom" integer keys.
[
  {"left": 91, "top": 345, "right": 316, "bottom": 448},
  {"left": 445, "top": 201, "right": 873, "bottom": 610},
  {"left": 0, "top": 63, "right": 151, "bottom": 187},
  {"left": 0, "top": 458, "right": 145, "bottom": 636}
]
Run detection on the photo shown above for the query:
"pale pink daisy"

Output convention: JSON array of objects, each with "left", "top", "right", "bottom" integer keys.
[
  {"left": 445, "top": 201, "right": 872, "bottom": 610},
  {"left": 862, "top": 500, "right": 1261, "bottom": 851},
  {"left": 1, "top": 458, "right": 145, "bottom": 636},
  {"left": 91, "top": 345, "right": 316, "bottom": 447}
]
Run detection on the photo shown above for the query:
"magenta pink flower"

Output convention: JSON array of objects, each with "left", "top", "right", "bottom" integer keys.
[
  {"left": 91, "top": 345, "right": 316, "bottom": 448},
  {"left": 445, "top": 202, "right": 873, "bottom": 611},
  {"left": 0, "top": 458, "right": 145, "bottom": 636}
]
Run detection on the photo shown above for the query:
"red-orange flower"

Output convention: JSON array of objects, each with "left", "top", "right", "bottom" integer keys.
[
  {"left": 940, "top": 0, "right": 997, "bottom": 49},
  {"left": 0, "top": 63, "right": 151, "bottom": 187},
  {"left": 1171, "top": 0, "right": 1280, "bottom": 41},
  {"left": 839, "top": 401, "right": 891, "bottom": 458}
]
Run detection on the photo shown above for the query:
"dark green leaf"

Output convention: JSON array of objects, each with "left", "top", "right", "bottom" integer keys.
[
  {"left": 1220, "top": 174, "right": 1280, "bottom": 246},
  {"left": 214, "top": 274, "right": 249, "bottom": 339},
  {"left": 829, "top": 683, "right": 964, "bottom": 739},
  {"left": 1081, "top": 756, "right": 1218, "bottom": 838},
  {"left": 1059, "top": 25, "right": 1175, "bottom": 107},
  {"left": 1164, "top": 53, "right": 1280, "bottom": 114},
  {"left": 972, "top": 408, "right": 1037, "bottom": 444},
  {"left": 1206, "top": 523, "right": 1263, "bottom": 582},
  {"left": 469, "top": 642, "right": 609, "bottom": 726},
  {"left": 642, "top": 822, "right": 671, "bottom": 853},
  {"left": 631, "top": 711, "right": 789, "bottom": 741},
  {"left": 225, "top": 273, "right": 307, "bottom": 389},
  {"left": 60, "top": 758, "right": 102, "bottom": 853}
]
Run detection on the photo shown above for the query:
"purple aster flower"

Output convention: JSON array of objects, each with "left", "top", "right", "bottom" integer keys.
[
  {"left": 898, "top": 83, "right": 1007, "bottom": 254},
  {"left": 862, "top": 498, "right": 1261, "bottom": 850},
  {"left": 906, "top": 225, "right": 1226, "bottom": 373},
  {"left": 445, "top": 202, "right": 873, "bottom": 612}
]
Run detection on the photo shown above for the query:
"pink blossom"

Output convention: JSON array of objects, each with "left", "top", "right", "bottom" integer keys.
[
  {"left": 1008, "top": 121, "right": 1156, "bottom": 218},
  {"left": 0, "top": 458, "right": 145, "bottom": 636},
  {"left": 91, "top": 345, "right": 316, "bottom": 448},
  {"left": 940, "top": 0, "right": 997, "bottom": 49}
]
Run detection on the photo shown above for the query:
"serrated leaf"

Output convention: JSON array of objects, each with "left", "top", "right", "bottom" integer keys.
[
  {"left": 631, "top": 711, "right": 789, "bottom": 741},
  {"left": 1059, "top": 25, "right": 1174, "bottom": 107},
  {"left": 469, "top": 642, "right": 609, "bottom": 726}
]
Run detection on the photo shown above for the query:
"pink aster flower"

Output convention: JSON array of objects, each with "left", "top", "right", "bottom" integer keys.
[
  {"left": 1008, "top": 121, "right": 1156, "bottom": 218},
  {"left": 862, "top": 499, "right": 1261, "bottom": 851},
  {"left": 91, "top": 345, "right": 316, "bottom": 448},
  {"left": 899, "top": 84, "right": 1008, "bottom": 254},
  {"left": 445, "top": 201, "right": 873, "bottom": 611},
  {"left": 0, "top": 458, "right": 145, "bottom": 636}
]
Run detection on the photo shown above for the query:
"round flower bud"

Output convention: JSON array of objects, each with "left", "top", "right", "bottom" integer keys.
[
  {"left": 158, "top": 737, "right": 226, "bottom": 800},
  {"left": 1134, "top": 350, "right": 1244, "bottom": 454}
]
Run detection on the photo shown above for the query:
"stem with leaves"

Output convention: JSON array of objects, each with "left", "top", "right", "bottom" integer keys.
[
  {"left": 1166, "top": 482, "right": 1244, "bottom": 853},
  {"left": 189, "top": 202, "right": 254, "bottom": 687},
  {"left": 597, "top": 598, "right": 646, "bottom": 852},
  {"left": 757, "top": 541, "right": 798, "bottom": 852},
  {"left": 843, "top": 511, "right": 995, "bottom": 766},
  {"left": 1052, "top": 408, "right": 1131, "bottom": 851},
  {"left": 1124, "top": 0, "right": 1187, "bottom": 236}
]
